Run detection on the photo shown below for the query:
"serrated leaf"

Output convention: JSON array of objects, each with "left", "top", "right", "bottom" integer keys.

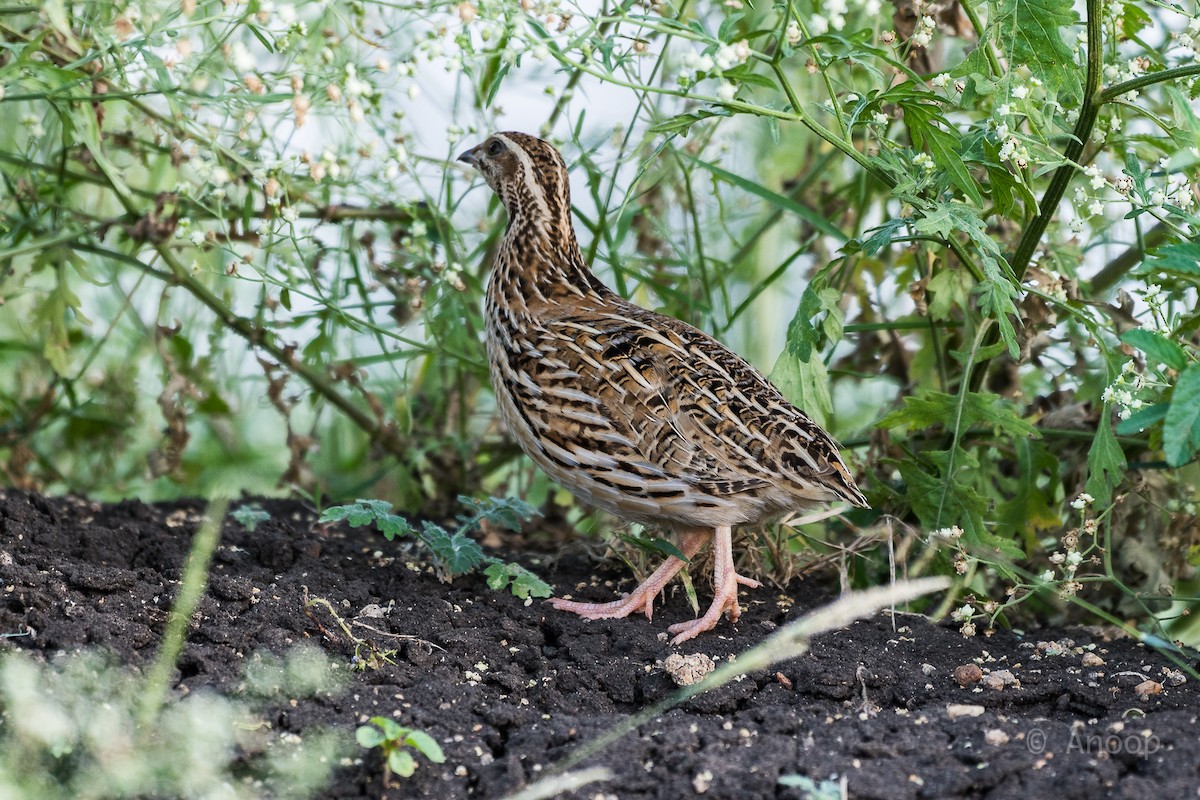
[
  {"left": 854, "top": 218, "right": 908, "bottom": 256},
  {"left": 1085, "top": 410, "right": 1126, "bottom": 505},
  {"left": 419, "top": 522, "right": 486, "bottom": 576},
  {"left": 1164, "top": 363, "right": 1200, "bottom": 467},
  {"left": 770, "top": 349, "right": 832, "bottom": 429},
  {"left": 231, "top": 506, "right": 271, "bottom": 533},
  {"left": 1135, "top": 241, "right": 1200, "bottom": 277},
  {"left": 990, "top": 0, "right": 1081, "bottom": 96},
  {"left": 926, "top": 268, "right": 974, "bottom": 319},
  {"left": 877, "top": 391, "right": 1038, "bottom": 438},
  {"left": 899, "top": 98, "right": 983, "bottom": 205},
  {"left": 1120, "top": 329, "right": 1188, "bottom": 371},
  {"left": 456, "top": 495, "right": 539, "bottom": 533},
  {"left": 483, "top": 561, "right": 553, "bottom": 599}
]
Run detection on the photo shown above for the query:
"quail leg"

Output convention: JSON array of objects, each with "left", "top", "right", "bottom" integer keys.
[
  {"left": 666, "top": 526, "right": 761, "bottom": 644},
  {"left": 550, "top": 529, "right": 710, "bottom": 622}
]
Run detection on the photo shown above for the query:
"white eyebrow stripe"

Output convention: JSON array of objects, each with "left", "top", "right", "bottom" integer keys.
[{"left": 495, "top": 133, "right": 552, "bottom": 222}]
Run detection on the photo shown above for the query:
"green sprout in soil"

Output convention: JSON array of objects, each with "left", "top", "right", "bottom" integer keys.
[
  {"left": 319, "top": 495, "right": 553, "bottom": 599},
  {"left": 356, "top": 717, "right": 446, "bottom": 785},
  {"left": 231, "top": 504, "right": 272, "bottom": 532}
]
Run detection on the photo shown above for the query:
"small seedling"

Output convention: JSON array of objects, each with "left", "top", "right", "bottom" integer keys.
[
  {"left": 231, "top": 504, "right": 271, "bottom": 532},
  {"left": 356, "top": 717, "right": 445, "bottom": 783},
  {"left": 319, "top": 495, "right": 552, "bottom": 598}
]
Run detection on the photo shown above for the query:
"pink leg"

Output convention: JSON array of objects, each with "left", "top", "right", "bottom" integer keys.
[
  {"left": 667, "top": 526, "right": 761, "bottom": 644},
  {"left": 550, "top": 530, "right": 710, "bottom": 622}
]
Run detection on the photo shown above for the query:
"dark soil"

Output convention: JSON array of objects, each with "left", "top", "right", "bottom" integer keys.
[{"left": 2, "top": 489, "right": 1198, "bottom": 799}]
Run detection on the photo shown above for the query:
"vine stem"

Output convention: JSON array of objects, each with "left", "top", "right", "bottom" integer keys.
[{"left": 1008, "top": 0, "right": 1103, "bottom": 280}]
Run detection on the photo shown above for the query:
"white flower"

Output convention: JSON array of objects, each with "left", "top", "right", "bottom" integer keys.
[
  {"left": 683, "top": 50, "right": 715, "bottom": 73},
  {"left": 1012, "top": 84, "right": 1029, "bottom": 100},
  {"left": 1066, "top": 551, "right": 1083, "bottom": 567},
  {"left": 913, "top": 152, "right": 935, "bottom": 171},
  {"left": 932, "top": 73, "right": 951, "bottom": 88},
  {"left": 786, "top": 21, "right": 802, "bottom": 44},
  {"left": 1070, "top": 493, "right": 1094, "bottom": 510},
  {"left": 1049, "top": 552, "right": 1065, "bottom": 564},
  {"left": 717, "top": 81, "right": 736, "bottom": 101},
  {"left": 872, "top": 111, "right": 889, "bottom": 125},
  {"left": 407, "top": 84, "right": 420, "bottom": 99},
  {"left": 1041, "top": 570, "right": 1055, "bottom": 582},
  {"left": 282, "top": 206, "right": 298, "bottom": 223},
  {"left": 809, "top": 14, "right": 829, "bottom": 35},
  {"left": 231, "top": 42, "right": 256, "bottom": 72},
  {"left": 997, "top": 103, "right": 1012, "bottom": 116},
  {"left": 951, "top": 604, "right": 974, "bottom": 621},
  {"left": 999, "top": 138, "right": 1018, "bottom": 161}
]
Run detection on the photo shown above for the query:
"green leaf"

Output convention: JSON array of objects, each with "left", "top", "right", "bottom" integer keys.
[
  {"left": 1115, "top": 402, "right": 1169, "bottom": 435},
  {"left": 899, "top": 98, "right": 983, "bottom": 205},
  {"left": 419, "top": 522, "right": 487, "bottom": 575},
  {"left": 1120, "top": 329, "right": 1188, "bottom": 371},
  {"left": 403, "top": 730, "right": 446, "bottom": 763},
  {"left": 1084, "top": 409, "right": 1126, "bottom": 505},
  {"left": 456, "top": 495, "right": 539, "bottom": 533},
  {"left": 915, "top": 202, "right": 1019, "bottom": 358},
  {"left": 1164, "top": 363, "right": 1200, "bottom": 467},
  {"left": 369, "top": 717, "right": 403, "bottom": 739},
  {"left": 770, "top": 349, "right": 832, "bottom": 429},
  {"left": 356, "top": 726, "right": 385, "bottom": 749},
  {"left": 616, "top": 532, "right": 690, "bottom": 561},
  {"left": 388, "top": 749, "right": 417, "bottom": 778},
  {"left": 1135, "top": 241, "right": 1200, "bottom": 278},
  {"left": 683, "top": 154, "right": 847, "bottom": 241},
  {"left": 853, "top": 218, "right": 908, "bottom": 256},
  {"left": 877, "top": 391, "right": 1038, "bottom": 438},
  {"left": 649, "top": 107, "right": 732, "bottom": 137},
  {"left": 483, "top": 562, "right": 553, "bottom": 599},
  {"left": 231, "top": 505, "right": 271, "bottom": 533},
  {"left": 927, "top": 268, "right": 975, "bottom": 320},
  {"left": 989, "top": 0, "right": 1081, "bottom": 96}
]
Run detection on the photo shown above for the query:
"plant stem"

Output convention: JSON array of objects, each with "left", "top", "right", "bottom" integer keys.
[
  {"left": 1101, "top": 63, "right": 1200, "bottom": 103},
  {"left": 959, "top": 0, "right": 1003, "bottom": 78},
  {"left": 139, "top": 497, "right": 228, "bottom": 726},
  {"left": 1009, "top": 0, "right": 1103, "bottom": 280}
]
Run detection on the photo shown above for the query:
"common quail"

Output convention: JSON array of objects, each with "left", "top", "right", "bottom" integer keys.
[{"left": 459, "top": 132, "right": 868, "bottom": 643}]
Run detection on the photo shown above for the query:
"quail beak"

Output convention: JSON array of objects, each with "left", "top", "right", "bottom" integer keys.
[{"left": 457, "top": 146, "right": 480, "bottom": 168}]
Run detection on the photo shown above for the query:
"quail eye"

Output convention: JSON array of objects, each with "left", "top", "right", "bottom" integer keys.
[{"left": 487, "top": 140, "right": 504, "bottom": 156}]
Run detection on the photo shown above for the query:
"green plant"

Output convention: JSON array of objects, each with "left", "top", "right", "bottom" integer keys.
[
  {"left": 355, "top": 717, "right": 446, "bottom": 783},
  {"left": 2, "top": 0, "right": 1198, "bottom": 640},
  {"left": 319, "top": 495, "right": 553, "bottom": 598},
  {"left": 0, "top": 645, "right": 345, "bottom": 799},
  {"left": 231, "top": 503, "right": 272, "bottom": 532}
]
